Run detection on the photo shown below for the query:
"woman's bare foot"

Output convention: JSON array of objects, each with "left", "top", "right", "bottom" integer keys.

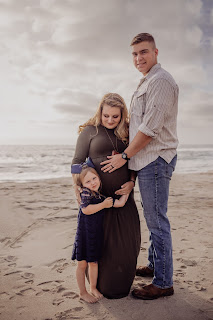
[
  {"left": 90, "top": 288, "right": 103, "bottom": 300},
  {"left": 80, "top": 291, "right": 98, "bottom": 303}
]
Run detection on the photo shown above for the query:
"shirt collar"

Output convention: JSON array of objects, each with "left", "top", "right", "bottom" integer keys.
[{"left": 140, "top": 63, "right": 161, "bottom": 82}]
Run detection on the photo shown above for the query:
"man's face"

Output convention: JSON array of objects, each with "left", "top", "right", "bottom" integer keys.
[{"left": 132, "top": 41, "right": 158, "bottom": 76}]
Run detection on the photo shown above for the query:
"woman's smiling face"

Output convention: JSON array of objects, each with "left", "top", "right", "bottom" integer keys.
[{"left": 101, "top": 104, "right": 121, "bottom": 129}]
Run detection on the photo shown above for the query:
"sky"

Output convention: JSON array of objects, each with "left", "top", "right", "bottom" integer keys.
[{"left": 0, "top": 0, "right": 212, "bottom": 146}]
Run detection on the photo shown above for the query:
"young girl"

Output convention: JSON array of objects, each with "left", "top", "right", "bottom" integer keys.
[{"left": 71, "top": 159, "right": 129, "bottom": 303}]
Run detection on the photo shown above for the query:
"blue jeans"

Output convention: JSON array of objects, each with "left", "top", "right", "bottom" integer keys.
[{"left": 137, "top": 155, "right": 177, "bottom": 289}]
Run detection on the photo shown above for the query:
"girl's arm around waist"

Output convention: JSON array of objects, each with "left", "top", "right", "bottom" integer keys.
[
  {"left": 113, "top": 193, "right": 129, "bottom": 208},
  {"left": 82, "top": 197, "right": 113, "bottom": 215}
]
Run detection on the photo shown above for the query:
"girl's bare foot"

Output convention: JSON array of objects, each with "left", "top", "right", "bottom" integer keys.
[
  {"left": 80, "top": 291, "right": 98, "bottom": 303},
  {"left": 90, "top": 288, "right": 103, "bottom": 300}
]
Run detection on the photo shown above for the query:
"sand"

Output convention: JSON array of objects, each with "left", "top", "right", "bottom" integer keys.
[{"left": 0, "top": 172, "right": 213, "bottom": 320}]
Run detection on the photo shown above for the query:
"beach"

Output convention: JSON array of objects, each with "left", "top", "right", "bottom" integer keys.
[{"left": 0, "top": 172, "right": 213, "bottom": 320}]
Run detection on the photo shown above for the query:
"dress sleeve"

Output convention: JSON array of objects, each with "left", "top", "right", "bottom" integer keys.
[
  {"left": 72, "top": 126, "right": 96, "bottom": 165},
  {"left": 80, "top": 188, "right": 93, "bottom": 208}
]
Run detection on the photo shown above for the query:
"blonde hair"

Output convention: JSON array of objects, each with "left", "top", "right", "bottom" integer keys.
[
  {"left": 78, "top": 93, "right": 129, "bottom": 143},
  {"left": 73, "top": 166, "right": 101, "bottom": 190}
]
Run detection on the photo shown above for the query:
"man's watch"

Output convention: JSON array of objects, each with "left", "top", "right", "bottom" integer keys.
[{"left": 121, "top": 152, "right": 130, "bottom": 161}]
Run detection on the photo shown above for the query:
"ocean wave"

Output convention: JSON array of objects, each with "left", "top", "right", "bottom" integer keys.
[{"left": 0, "top": 145, "right": 213, "bottom": 181}]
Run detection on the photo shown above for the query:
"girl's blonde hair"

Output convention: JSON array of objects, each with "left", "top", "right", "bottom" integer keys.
[
  {"left": 78, "top": 93, "right": 129, "bottom": 142},
  {"left": 73, "top": 166, "right": 101, "bottom": 190}
]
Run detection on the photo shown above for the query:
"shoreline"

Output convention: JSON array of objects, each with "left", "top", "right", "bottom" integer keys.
[
  {"left": 1, "top": 169, "right": 213, "bottom": 184},
  {"left": 0, "top": 172, "right": 213, "bottom": 319}
]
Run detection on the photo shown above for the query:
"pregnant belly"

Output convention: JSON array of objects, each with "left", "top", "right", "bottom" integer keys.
[{"left": 92, "top": 157, "right": 130, "bottom": 197}]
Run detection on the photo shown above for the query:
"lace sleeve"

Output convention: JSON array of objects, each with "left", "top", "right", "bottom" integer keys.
[{"left": 80, "top": 188, "right": 93, "bottom": 208}]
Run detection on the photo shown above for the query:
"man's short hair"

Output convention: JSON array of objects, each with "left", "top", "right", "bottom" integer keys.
[{"left": 130, "top": 33, "right": 156, "bottom": 48}]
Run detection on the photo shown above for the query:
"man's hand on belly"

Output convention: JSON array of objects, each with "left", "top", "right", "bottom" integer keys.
[{"left": 100, "top": 154, "right": 127, "bottom": 173}]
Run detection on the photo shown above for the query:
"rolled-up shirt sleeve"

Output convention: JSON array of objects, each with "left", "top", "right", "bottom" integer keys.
[{"left": 138, "top": 79, "right": 175, "bottom": 138}]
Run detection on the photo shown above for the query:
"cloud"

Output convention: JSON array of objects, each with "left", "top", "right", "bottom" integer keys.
[
  {"left": 0, "top": 0, "right": 212, "bottom": 144},
  {"left": 54, "top": 103, "right": 95, "bottom": 117},
  {"left": 52, "top": 90, "right": 99, "bottom": 112},
  {"left": 182, "top": 90, "right": 213, "bottom": 123}
]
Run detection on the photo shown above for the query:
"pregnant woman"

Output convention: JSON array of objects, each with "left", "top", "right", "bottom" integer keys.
[{"left": 72, "top": 93, "right": 141, "bottom": 299}]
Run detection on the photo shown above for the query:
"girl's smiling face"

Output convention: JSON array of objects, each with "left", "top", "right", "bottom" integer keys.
[{"left": 82, "top": 171, "right": 100, "bottom": 192}]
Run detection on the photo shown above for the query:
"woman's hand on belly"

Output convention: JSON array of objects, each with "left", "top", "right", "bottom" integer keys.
[{"left": 115, "top": 181, "right": 135, "bottom": 196}]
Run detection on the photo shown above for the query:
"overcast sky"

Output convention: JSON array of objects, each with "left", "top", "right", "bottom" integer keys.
[{"left": 0, "top": 0, "right": 212, "bottom": 146}]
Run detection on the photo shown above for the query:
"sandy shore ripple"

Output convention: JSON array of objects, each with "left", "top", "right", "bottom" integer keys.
[{"left": 0, "top": 173, "right": 213, "bottom": 320}]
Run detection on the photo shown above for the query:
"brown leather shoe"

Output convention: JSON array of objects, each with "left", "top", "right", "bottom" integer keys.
[
  {"left": 136, "top": 266, "right": 154, "bottom": 277},
  {"left": 132, "top": 284, "right": 174, "bottom": 300}
]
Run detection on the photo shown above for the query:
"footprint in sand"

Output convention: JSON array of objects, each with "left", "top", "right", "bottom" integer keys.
[
  {"left": 181, "top": 259, "right": 197, "bottom": 267},
  {"left": 56, "top": 263, "right": 70, "bottom": 273},
  {"left": 13, "top": 284, "right": 27, "bottom": 289},
  {"left": 17, "top": 288, "right": 36, "bottom": 296},
  {"left": 37, "top": 281, "right": 66, "bottom": 294},
  {"left": 37, "top": 281, "right": 54, "bottom": 292},
  {"left": 52, "top": 298, "right": 64, "bottom": 306},
  {"left": 17, "top": 306, "right": 26, "bottom": 310},
  {"left": 21, "top": 272, "right": 35, "bottom": 279},
  {"left": 4, "top": 256, "right": 17, "bottom": 263},
  {"left": 0, "top": 237, "right": 11, "bottom": 245},
  {"left": 52, "top": 285, "right": 67, "bottom": 294},
  {"left": 175, "top": 272, "right": 185, "bottom": 278},
  {"left": 62, "top": 291, "right": 79, "bottom": 299},
  {"left": 4, "top": 270, "right": 22, "bottom": 276},
  {"left": 55, "top": 307, "right": 84, "bottom": 320},
  {"left": 55, "top": 280, "right": 64, "bottom": 284},
  {"left": 0, "top": 257, "right": 4, "bottom": 264},
  {"left": 174, "top": 279, "right": 180, "bottom": 284},
  {"left": 196, "top": 286, "right": 207, "bottom": 291},
  {"left": 0, "top": 292, "right": 10, "bottom": 299},
  {"left": 46, "top": 259, "right": 70, "bottom": 273},
  {"left": 46, "top": 258, "right": 66, "bottom": 268},
  {"left": 8, "top": 263, "right": 17, "bottom": 267},
  {"left": 25, "top": 280, "right": 34, "bottom": 285}
]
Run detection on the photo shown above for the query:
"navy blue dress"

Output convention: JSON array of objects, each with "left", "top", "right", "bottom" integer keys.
[{"left": 72, "top": 188, "right": 105, "bottom": 263}]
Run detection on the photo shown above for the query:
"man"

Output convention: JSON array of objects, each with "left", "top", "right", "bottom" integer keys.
[{"left": 101, "top": 33, "right": 179, "bottom": 300}]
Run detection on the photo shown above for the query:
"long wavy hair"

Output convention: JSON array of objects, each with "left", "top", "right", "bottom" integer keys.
[{"left": 78, "top": 93, "right": 129, "bottom": 142}]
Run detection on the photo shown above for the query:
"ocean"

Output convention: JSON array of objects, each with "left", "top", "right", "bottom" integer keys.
[{"left": 1, "top": 145, "right": 213, "bottom": 182}]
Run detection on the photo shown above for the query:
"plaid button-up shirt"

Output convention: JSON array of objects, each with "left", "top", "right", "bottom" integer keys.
[{"left": 129, "top": 63, "right": 179, "bottom": 171}]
